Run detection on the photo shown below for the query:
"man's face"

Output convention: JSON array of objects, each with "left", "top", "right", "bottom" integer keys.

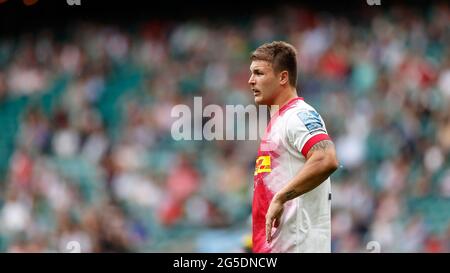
[{"left": 249, "top": 60, "right": 280, "bottom": 106}]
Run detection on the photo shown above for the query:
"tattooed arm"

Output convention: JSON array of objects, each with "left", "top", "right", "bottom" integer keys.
[
  {"left": 265, "top": 140, "right": 338, "bottom": 242},
  {"left": 274, "top": 140, "right": 338, "bottom": 204}
]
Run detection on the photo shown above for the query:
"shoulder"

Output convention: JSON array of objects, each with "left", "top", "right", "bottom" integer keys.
[{"left": 283, "top": 101, "right": 327, "bottom": 135}]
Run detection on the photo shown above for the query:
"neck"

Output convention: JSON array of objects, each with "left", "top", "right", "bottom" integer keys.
[{"left": 269, "top": 87, "right": 298, "bottom": 116}]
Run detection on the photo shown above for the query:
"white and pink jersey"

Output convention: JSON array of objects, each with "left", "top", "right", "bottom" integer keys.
[{"left": 253, "top": 97, "right": 332, "bottom": 253}]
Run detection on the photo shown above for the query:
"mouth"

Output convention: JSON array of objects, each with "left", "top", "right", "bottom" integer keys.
[{"left": 252, "top": 88, "right": 261, "bottom": 97}]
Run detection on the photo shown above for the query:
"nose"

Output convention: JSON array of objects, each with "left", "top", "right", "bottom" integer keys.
[{"left": 248, "top": 74, "right": 255, "bottom": 85}]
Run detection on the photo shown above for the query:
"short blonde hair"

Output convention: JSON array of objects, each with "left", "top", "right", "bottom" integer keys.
[{"left": 251, "top": 41, "right": 298, "bottom": 87}]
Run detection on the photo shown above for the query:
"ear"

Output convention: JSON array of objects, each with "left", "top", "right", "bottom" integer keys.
[{"left": 279, "top": 71, "right": 289, "bottom": 86}]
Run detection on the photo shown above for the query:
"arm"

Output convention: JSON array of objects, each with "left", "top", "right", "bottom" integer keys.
[
  {"left": 275, "top": 139, "right": 338, "bottom": 203},
  {"left": 265, "top": 140, "right": 339, "bottom": 243}
]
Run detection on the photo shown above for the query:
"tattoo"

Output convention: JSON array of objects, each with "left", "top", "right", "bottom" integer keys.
[
  {"left": 285, "top": 190, "right": 297, "bottom": 201},
  {"left": 309, "top": 140, "right": 334, "bottom": 153}
]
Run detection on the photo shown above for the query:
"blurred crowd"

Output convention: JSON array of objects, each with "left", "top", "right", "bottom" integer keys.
[{"left": 0, "top": 2, "right": 449, "bottom": 252}]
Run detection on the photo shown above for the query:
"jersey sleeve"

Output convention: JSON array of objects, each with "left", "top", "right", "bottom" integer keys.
[{"left": 285, "top": 108, "right": 331, "bottom": 158}]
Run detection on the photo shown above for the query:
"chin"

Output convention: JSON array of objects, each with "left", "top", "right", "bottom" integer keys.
[{"left": 254, "top": 96, "right": 266, "bottom": 105}]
